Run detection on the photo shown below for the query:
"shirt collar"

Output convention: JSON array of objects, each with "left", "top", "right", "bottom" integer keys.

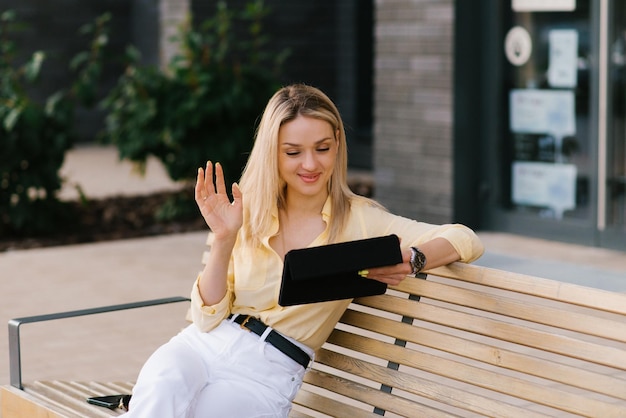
[
  {"left": 261, "top": 206, "right": 280, "bottom": 248},
  {"left": 321, "top": 195, "right": 332, "bottom": 224},
  {"left": 263, "top": 196, "right": 332, "bottom": 245}
]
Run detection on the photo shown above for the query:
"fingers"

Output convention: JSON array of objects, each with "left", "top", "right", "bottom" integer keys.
[
  {"left": 195, "top": 161, "right": 214, "bottom": 202},
  {"left": 364, "top": 272, "right": 408, "bottom": 286},
  {"left": 195, "top": 161, "right": 234, "bottom": 203},
  {"left": 214, "top": 162, "right": 228, "bottom": 196},
  {"left": 367, "top": 261, "right": 412, "bottom": 277},
  {"left": 231, "top": 182, "right": 242, "bottom": 204},
  {"left": 205, "top": 161, "right": 215, "bottom": 196},
  {"left": 359, "top": 260, "right": 412, "bottom": 286},
  {"left": 195, "top": 166, "right": 206, "bottom": 203}
]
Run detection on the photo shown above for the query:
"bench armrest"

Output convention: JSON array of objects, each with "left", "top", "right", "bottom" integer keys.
[{"left": 8, "top": 296, "right": 190, "bottom": 390}]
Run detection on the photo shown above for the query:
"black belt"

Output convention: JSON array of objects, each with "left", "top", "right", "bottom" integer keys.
[{"left": 228, "top": 314, "right": 311, "bottom": 369}]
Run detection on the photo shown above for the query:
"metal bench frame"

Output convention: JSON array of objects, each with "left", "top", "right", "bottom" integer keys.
[{"left": 8, "top": 296, "right": 190, "bottom": 390}]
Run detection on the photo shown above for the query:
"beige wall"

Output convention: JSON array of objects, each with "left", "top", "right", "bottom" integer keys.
[{"left": 373, "top": 0, "right": 455, "bottom": 224}]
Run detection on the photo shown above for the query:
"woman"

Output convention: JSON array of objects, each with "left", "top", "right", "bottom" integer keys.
[{"left": 125, "top": 84, "right": 484, "bottom": 417}]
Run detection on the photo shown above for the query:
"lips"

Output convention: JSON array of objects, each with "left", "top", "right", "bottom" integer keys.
[{"left": 299, "top": 173, "right": 321, "bottom": 183}]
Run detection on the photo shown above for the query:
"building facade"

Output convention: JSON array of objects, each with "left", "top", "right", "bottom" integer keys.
[
  {"left": 373, "top": 0, "right": 456, "bottom": 226},
  {"left": 4, "top": 0, "right": 624, "bottom": 250},
  {"left": 375, "top": 0, "right": 625, "bottom": 251}
]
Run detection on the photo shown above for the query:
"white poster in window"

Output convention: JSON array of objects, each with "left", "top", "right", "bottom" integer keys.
[
  {"left": 512, "top": 0, "right": 576, "bottom": 11},
  {"left": 548, "top": 30, "right": 578, "bottom": 88},
  {"left": 512, "top": 162, "right": 576, "bottom": 218},
  {"left": 510, "top": 89, "right": 576, "bottom": 136}
]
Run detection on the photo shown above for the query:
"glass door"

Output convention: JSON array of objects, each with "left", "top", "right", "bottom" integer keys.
[
  {"left": 457, "top": 0, "right": 626, "bottom": 249},
  {"left": 492, "top": 0, "right": 597, "bottom": 244},
  {"left": 605, "top": 0, "right": 626, "bottom": 248}
]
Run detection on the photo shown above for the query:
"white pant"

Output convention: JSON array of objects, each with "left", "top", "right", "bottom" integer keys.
[{"left": 123, "top": 319, "right": 313, "bottom": 418}]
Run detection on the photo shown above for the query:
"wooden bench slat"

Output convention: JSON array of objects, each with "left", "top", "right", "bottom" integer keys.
[
  {"left": 293, "top": 384, "right": 384, "bottom": 418},
  {"left": 1, "top": 381, "right": 116, "bottom": 418},
  {"left": 27, "top": 381, "right": 122, "bottom": 417},
  {"left": 2, "top": 384, "right": 70, "bottom": 418},
  {"left": 81, "top": 381, "right": 134, "bottom": 397},
  {"left": 339, "top": 309, "right": 626, "bottom": 400},
  {"left": 287, "top": 406, "right": 317, "bottom": 418},
  {"left": 324, "top": 330, "right": 626, "bottom": 417},
  {"left": 357, "top": 294, "right": 626, "bottom": 369},
  {"left": 23, "top": 386, "right": 108, "bottom": 418},
  {"left": 63, "top": 381, "right": 134, "bottom": 416},
  {"left": 313, "top": 348, "right": 553, "bottom": 418},
  {"left": 394, "top": 278, "right": 626, "bottom": 342},
  {"left": 418, "top": 301, "right": 626, "bottom": 369},
  {"left": 428, "top": 263, "right": 626, "bottom": 315},
  {"left": 303, "top": 369, "right": 459, "bottom": 418}
]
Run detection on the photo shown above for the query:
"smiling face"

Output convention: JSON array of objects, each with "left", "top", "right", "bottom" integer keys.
[{"left": 277, "top": 115, "right": 338, "bottom": 205}]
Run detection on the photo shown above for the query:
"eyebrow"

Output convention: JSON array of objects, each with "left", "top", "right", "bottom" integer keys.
[{"left": 280, "top": 138, "right": 334, "bottom": 147}]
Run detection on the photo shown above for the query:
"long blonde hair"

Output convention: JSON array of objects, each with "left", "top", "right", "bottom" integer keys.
[{"left": 238, "top": 84, "right": 370, "bottom": 246}]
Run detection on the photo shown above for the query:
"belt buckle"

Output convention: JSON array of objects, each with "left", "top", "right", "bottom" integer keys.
[{"left": 239, "top": 315, "right": 252, "bottom": 331}]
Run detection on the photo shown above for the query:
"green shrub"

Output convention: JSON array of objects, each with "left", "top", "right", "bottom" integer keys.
[
  {"left": 0, "top": 11, "right": 110, "bottom": 236},
  {"left": 100, "top": 0, "right": 288, "bottom": 219}
]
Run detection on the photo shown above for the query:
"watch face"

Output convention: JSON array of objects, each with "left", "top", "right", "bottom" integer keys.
[{"left": 410, "top": 247, "right": 426, "bottom": 273}]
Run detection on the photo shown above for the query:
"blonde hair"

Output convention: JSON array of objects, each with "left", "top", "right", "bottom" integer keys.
[{"left": 238, "top": 83, "right": 373, "bottom": 246}]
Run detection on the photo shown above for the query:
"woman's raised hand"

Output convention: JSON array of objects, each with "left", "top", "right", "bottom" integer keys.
[{"left": 195, "top": 161, "right": 243, "bottom": 241}]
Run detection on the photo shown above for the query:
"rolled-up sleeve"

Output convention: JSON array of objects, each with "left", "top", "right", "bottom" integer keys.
[
  {"left": 189, "top": 275, "right": 232, "bottom": 332},
  {"left": 413, "top": 223, "right": 484, "bottom": 263},
  {"left": 353, "top": 201, "right": 484, "bottom": 263}
]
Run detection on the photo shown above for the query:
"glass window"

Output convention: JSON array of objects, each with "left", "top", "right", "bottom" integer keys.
[
  {"left": 503, "top": 2, "right": 592, "bottom": 221},
  {"left": 609, "top": 1, "right": 626, "bottom": 227}
]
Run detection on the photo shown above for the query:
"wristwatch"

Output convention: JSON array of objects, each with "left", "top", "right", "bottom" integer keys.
[{"left": 409, "top": 247, "right": 427, "bottom": 276}]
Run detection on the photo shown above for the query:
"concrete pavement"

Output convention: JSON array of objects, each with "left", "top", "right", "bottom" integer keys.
[
  {"left": 474, "top": 232, "right": 626, "bottom": 292},
  {"left": 1, "top": 145, "right": 625, "bottom": 395}
]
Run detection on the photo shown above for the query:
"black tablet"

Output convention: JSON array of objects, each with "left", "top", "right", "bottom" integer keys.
[{"left": 278, "top": 234, "right": 403, "bottom": 306}]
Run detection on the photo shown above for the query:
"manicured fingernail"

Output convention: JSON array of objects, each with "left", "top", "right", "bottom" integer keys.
[{"left": 358, "top": 270, "right": 369, "bottom": 277}]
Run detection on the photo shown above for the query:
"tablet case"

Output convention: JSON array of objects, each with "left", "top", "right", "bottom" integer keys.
[{"left": 278, "top": 234, "right": 403, "bottom": 306}]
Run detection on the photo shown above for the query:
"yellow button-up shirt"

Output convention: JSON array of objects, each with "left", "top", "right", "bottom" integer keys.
[{"left": 190, "top": 197, "right": 483, "bottom": 351}]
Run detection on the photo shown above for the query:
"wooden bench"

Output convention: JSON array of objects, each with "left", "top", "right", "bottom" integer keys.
[
  {"left": 3, "top": 260, "right": 626, "bottom": 416},
  {"left": 1, "top": 297, "right": 191, "bottom": 418}
]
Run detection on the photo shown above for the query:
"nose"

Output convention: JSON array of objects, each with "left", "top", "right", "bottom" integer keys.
[{"left": 302, "top": 151, "right": 317, "bottom": 170}]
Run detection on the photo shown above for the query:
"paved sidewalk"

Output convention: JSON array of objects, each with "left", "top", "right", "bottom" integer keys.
[
  {"left": 475, "top": 232, "right": 626, "bottom": 292},
  {"left": 0, "top": 232, "right": 207, "bottom": 387},
  {"left": 0, "top": 145, "right": 624, "bottom": 406}
]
